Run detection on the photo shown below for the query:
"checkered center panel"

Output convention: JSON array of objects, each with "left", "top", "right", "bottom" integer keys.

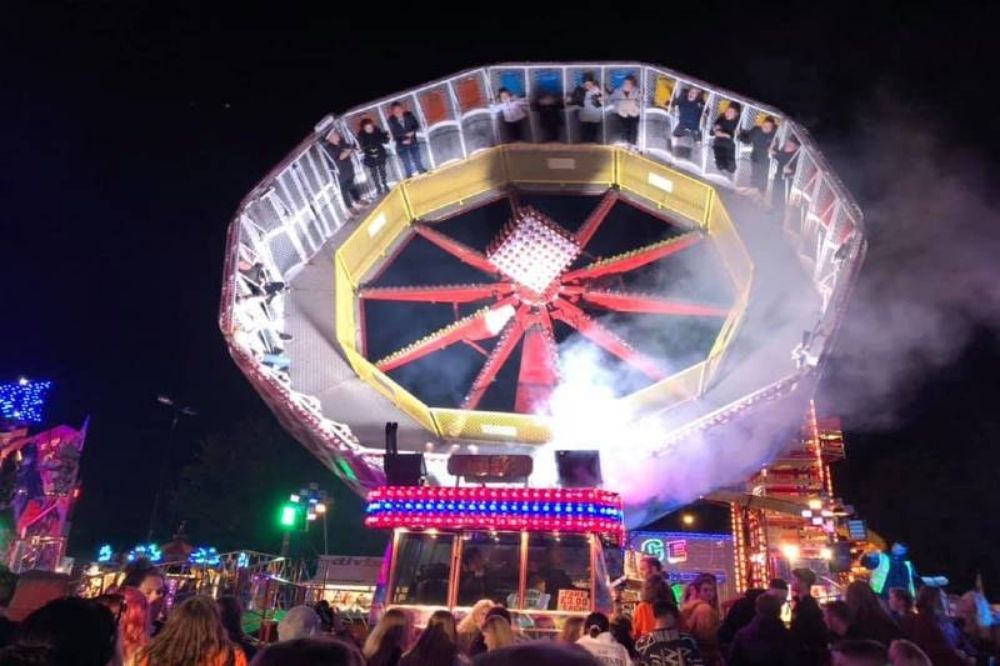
[{"left": 486, "top": 208, "right": 581, "bottom": 294}]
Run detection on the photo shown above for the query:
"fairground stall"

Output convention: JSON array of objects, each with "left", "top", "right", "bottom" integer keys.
[{"left": 366, "top": 486, "right": 623, "bottom": 634}]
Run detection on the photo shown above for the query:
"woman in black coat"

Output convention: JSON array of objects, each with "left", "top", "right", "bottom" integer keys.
[{"left": 357, "top": 117, "right": 390, "bottom": 195}]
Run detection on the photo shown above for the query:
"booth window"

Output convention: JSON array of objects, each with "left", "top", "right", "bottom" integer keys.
[
  {"left": 526, "top": 534, "right": 592, "bottom": 611},
  {"left": 391, "top": 532, "right": 454, "bottom": 606},
  {"left": 456, "top": 532, "right": 521, "bottom": 607}
]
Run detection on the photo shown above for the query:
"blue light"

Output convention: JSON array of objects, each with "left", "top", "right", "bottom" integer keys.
[
  {"left": 127, "top": 543, "right": 163, "bottom": 563},
  {"left": 0, "top": 379, "right": 53, "bottom": 424},
  {"left": 97, "top": 544, "right": 113, "bottom": 563},
  {"left": 189, "top": 546, "right": 221, "bottom": 566},
  {"left": 236, "top": 551, "right": 250, "bottom": 569}
]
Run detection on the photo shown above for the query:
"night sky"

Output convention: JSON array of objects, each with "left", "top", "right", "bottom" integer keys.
[{"left": 5, "top": 4, "right": 999, "bottom": 593}]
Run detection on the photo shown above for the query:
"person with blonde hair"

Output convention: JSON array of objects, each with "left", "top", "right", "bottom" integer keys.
[
  {"left": 363, "top": 608, "right": 412, "bottom": 666},
  {"left": 482, "top": 615, "right": 515, "bottom": 652},
  {"left": 955, "top": 590, "right": 1000, "bottom": 664},
  {"left": 135, "top": 595, "right": 247, "bottom": 666},
  {"left": 455, "top": 599, "right": 493, "bottom": 656},
  {"left": 681, "top": 574, "right": 722, "bottom": 666},
  {"left": 888, "top": 639, "right": 931, "bottom": 666}
]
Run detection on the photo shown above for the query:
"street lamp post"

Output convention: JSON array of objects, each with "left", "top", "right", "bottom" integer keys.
[{"left": 147, "top": 395, "right": 197, "bottom": 543}]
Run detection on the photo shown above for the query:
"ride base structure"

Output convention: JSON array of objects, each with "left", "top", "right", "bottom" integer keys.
[{"left": 366, "top": 485, "right": 622, "bottom": 633}]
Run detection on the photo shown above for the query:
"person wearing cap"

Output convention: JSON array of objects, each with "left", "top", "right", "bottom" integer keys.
[{"left": 789, "top": 568, "right": 828, "bottom": 666}]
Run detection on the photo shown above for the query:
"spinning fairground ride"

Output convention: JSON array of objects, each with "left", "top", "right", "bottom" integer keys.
[{"left": 220, "top": 62, "right": 866, "bottom": 603}]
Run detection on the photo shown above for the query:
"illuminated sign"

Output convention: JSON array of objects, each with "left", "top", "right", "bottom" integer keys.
[
  {"left": 557, "top": 589, "right": 591, "bottom": 612},
  {"left": 638, "top": 537, "right": 688, "bottom": 564}
]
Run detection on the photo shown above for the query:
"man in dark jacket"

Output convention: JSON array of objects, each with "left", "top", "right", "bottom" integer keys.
[
  {"left": 789, "top": 568, "right": 829, "bottom": 666},
  {"left": 738, "top": 115, "right": 778, "bottom": 192},
  {"left": 729, "top": 594, "right": 792, "bottom": 666},
  {"left": 387, "top": 101, "right": 427, "bottom": 178},
  {"left": 718, "top": 588, "right": 766, "bottom": 658}
]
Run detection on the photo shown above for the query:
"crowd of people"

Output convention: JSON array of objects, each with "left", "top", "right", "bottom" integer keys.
[{"left": 1, "top": 552, "right": 994, "bottom": 666}]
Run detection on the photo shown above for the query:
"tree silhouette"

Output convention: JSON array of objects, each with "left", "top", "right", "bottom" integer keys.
[{"left": 167, "top": 417, "right": 385, "bottom": 557}]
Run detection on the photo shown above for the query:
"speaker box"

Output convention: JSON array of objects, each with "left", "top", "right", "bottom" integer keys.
[
  {"left": 384, "top": 453, "right": 425, "bottom": 486},
  {"left": 556, "top": 450, "right": 602, "bottom": 487}
]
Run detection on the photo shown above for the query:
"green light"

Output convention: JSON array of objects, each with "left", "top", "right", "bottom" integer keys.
[
  {"left": 279, "top": 504, "right": 297, "bottom": 528},
  {"left": 337, "top": 458, "right": 358, "bottom": 482}
]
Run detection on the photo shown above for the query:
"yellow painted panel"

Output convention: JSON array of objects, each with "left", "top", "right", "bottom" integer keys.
[
  {"left": 334, "top": 254, "right": 357, "bottom": 352},
  {"left": 617, "top": 151, "right": 712, "bottom": 225},
  {"left": 430, "top": 408, "right": 551, "bottom": 444},
  {"left": 503, "top": 144, "right": 615, "bottom": 186},
  {"left": 337, "top": 187, "right": 411, "bottom": 284},
  {"left": 652, "top": 75, "right": 675, "bottom": 109},
  {"left": 343, "top": 347, "right": 439, "bottom": 434},
  {"left": 619, "top": 362, "right": 706, "bottom": 414},
  {"left": 404, "top": 149, "right": 507, "bottom": 218}
]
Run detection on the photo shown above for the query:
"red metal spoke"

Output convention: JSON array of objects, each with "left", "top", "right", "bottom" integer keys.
[
  {"left": 581, "top": 290, "right": 729, "bottom": 317},
  {"left": 514, "top": 322, "right": 560, "bottom": 414},
  {"left": 575, "top": 190, "right": 619, "bottom": 248},
  {"left": 412, "top": 224, "right": 498, "bottom": 275},
  {"left": 561, "top": 232, "right": 703, "bottom": 283},
  {"left": 376, "top": 297, "right": 517, "bottom": 372},
  {"left": 551, "top": 300, "right": 665, "bottom": 380},
  {"left": 361, "top": 282, "right": 513, "bottom": 304},
  {"left": 461, "top": 317, "right": 524, "bottom": 410}
]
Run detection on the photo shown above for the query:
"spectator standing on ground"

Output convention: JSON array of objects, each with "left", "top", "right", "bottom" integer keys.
[
  {"left": 321, "top": 128, "right": 369, "bottom": 215},
  {"left": 681, "top": 573, "right": 723, "bottom": 666},
  {"left": 364, "top": 608, "right": 412, "bottom": 666},
  {"left": 217, "top": 596, "right": 257, "bottom": 662},
  {"left": 637, "top": 556, "right": 663, "bottom": 581},
  {"left": 481, "top": 616, "right": 515, "bottom": 653},
  {"left": 559, "top": 616, "right": 586, "bottom": 644},
  {"left": 135, "top": 596, "right": 248, "bottom": 666},
  {"left": 888, "top": 639, "right": 932, "bottom": 666},
  {"left": 634, "top": 600, "right": 703, "bottom": 666},
  {"left": 610, "top": 616, "right": 637, "bottom": 662},
  {"left": 119, "top": 586, "right": 151, "bottom": 666},
  {"left": 718, "top": 588, "right": 765, "bottom": 658},
  {"left": 400, "top": 610, "right": 466, "bottom": 666},
  {"left": 845, "top": 581, "right": 902, "bottom": 648},
  {"left": 610, "top": 75, "right": 641, "bottom": 147},
  {"left": 121, "top": 562, "right": 166, "bottom": 634},
  {"left": 576, "top": 612, "right": 633, "bottom": 666},
  {"left": 357, "top": 118, "right": 391, "bottom": 195},
  {"left": 471, "top": 642, "right": 601, "bottom": 666},
  {"left": 572, "top": 74, "right": 604, "bottom": 143},
  {"left": 496, "top": 88, "right": 529, "bottom": 143},
  {"left": 456, "top": 600, "right": 493, "bottom": 656},
  {"left": 711, "top": 102, "right": 742, "bottom": 175},
  {"left": 0, "top": 597, "right": 118, "bottom": 666},
  {"left": 632, "top": 574, "right": 674, "bottom": 639},
  {"left": 888, "top": 588, "right": 915, "bottom": 626},
  {"left": 388, "top": 101, "right": 427, "bottom": 178},
  {"left": 738, "top": 115, "right": 778, "bottom": 193},
  {"left": 955, "top": 590, "right": 1000, "bottom": 665},
  {"left": 789, "top": 568, "right": 829, "bottom": 666},
  {"left": 249, "top": 637, "right": 364, "bottom": 666},
  {"left": 728, "top": 593, "right": 792, "bottom": 666},
  {"left": 823, "top": 601, "right": 857, "bottom": 641},
  {"left": 902, "top": 587, "right": 964, "bottom": 666},
  {"left": 278, "top": 606, "right": 320, "bottom": 642},
  {"left": 829, "top": 639, "right": 889, "bottom": 666}
]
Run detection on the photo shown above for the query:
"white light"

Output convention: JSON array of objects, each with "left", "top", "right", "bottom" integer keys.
[
  {"left": 484, "top": 304, "right": 516, "bottom": 335},
  {"left": 780, "top": 544, "right": 800, "bottom": 561},
  {"left": 812, "top": 517, "right": 824, "bottom": 526},
  {"left": 808, "top": 499, "right": 822, "bottom": 510},
  {"left": 315, "top": 503, "right": 327, "bottom": 514},
  {"left": 307, "top": 512, "right": 316, "bottom": 521},
  {"left": 820, "top": 547, "right": 833, "bottom": 560},
  {"left": 18, "top": 377, "right": 29, "bottom": 386},
  {"left": 290, "top": 494, "right": 300, "bottom": 503},
  {"left": 801, "top": 510, "right": 812, "bottom": 518},
  {"left": 480, "top": 424, "right": 517, "bottom": 438}
]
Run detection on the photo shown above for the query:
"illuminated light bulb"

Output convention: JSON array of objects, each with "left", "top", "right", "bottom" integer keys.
[
  {"left": 820, "top": 547, "right": 833, "bottom": 560},
  {"left": 808, "top": 499, "right": 822, "bottom": 510},
  {"left": 780, "top": 544, "right": 800, "bottom": 561}
]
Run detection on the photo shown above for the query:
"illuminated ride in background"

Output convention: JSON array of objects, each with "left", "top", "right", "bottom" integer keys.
[
  {"left": 0, "top": 378, "right": 86, "bottom": 573},
  {"left": 219, "top": 62, "right": 865, "bottom": 532}
]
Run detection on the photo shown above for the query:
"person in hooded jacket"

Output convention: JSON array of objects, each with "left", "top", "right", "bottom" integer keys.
[
  {"left": 728, "top": 594, "right": 792, "bottom": 666},
  {"left": 356, "top": 118, "right": 390, "bottom": 195},
  {"left": 711, "top": 102, "right": 742, "bottom": 174}
]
